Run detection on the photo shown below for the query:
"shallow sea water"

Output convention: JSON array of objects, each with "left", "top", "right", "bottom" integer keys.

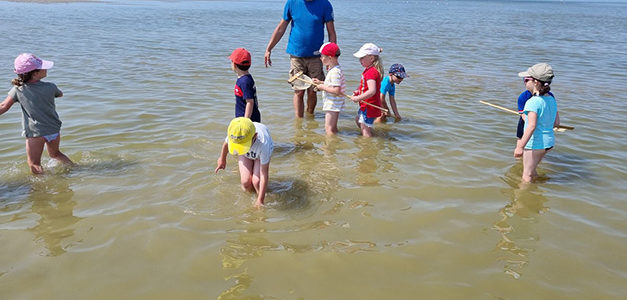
[{"left": 0, "top": 0, "right": 626, "bottom": 299}]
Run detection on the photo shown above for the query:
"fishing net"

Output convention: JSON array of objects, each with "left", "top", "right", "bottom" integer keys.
[{"left": 289, "top": 73, "right": 315, "bottom": 90}]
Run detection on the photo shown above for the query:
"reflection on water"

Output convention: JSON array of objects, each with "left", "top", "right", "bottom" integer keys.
[
  {"left": 218, "top": 269, "right": 256, "bottom": 300},
  {"left": 218, "top": 233, "right": 273, "bottom": 299},
  {"left": 292, "top": 118, "right": 324, "bottom": 153},
  {"left": 0, "top": 175, "right": 80, "bottom": 257},
  {"left": 354, "top": 137, "right": 383, "bottom": 186},
  {"left": 217, "top": 230, "right": 379, "bottom": 298},
  {"left": 28, "top": 178, "right": 80, "bottom": 257},
  {"left": 494, "top": 172, "right": 549, "bottom": 279}
]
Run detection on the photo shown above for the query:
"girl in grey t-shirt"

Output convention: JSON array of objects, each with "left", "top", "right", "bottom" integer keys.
[{"left": 0, "top": 53, "right": 73, "bottom": 174}]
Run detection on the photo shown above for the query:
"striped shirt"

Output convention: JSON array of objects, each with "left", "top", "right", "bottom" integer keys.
[{"left": 322, "top": 65, "right": 346, "bottom": 112}]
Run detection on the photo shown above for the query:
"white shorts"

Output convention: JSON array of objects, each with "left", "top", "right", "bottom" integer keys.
[
  {"left": 358, "top": 109, "right": 375, "bottom": 128},
  {"left": 43, "top": 132, "right": 60, "bottom": 142}
]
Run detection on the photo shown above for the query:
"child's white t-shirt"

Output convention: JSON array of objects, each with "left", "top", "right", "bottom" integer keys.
[
  {"left": 225, "top": 122, "right": 273, "bottom": 165},
  {"left": 322, "top": 65, "right": 346, "bottom": 112}
]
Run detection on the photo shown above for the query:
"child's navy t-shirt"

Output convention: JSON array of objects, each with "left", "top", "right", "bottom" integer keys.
[{"left": 234, "top": 74, "right": 261, "bottom": 122}]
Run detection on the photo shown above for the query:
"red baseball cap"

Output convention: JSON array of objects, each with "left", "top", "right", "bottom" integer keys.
[
  {"left": 315, "top": 42, "right": 340, "bottom": 57},
  {"left": 229, "top": 48, "right": 251, "bottom": 66}
]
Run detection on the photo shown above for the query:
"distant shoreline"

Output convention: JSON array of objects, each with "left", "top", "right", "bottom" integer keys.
[{"left": 5, "top": 0, "right": 96, "bottom": 3}]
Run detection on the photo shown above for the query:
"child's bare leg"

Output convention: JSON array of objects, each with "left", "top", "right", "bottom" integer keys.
[
  {"left": 374, "top": 115, "right": 387, "bottom": 123},
  {"left": 355, "top": 114, "right": 361, "bottom": 129},
  {"left": 25, "top": 137, "right": 46, "bottom": 174},
  {"left": 293, "top": 90, "right": 305, "bottom": 118},
  {"left": 522, "top": 149, "right": 547, "bottom": 183},
  {"left": 306, "top": 88, "right": 317, "bottom": 115},
  {"left": 45, "top": 134, "right": 74, "bottom": 166},
  {"left": 375, "top": 103, "right": 388, "bottom": 123},
  {"left": 325, "top": 111, "right": 339, "bottom": 135},
  {"left": 361, "top": 124, "right": 372, "bottom": 137},
  {"left": 238, "top": 156, "right": 255, "bottom": 192},
  {"left": 251, "top": 160, "right": 262, "bottom": 193}
]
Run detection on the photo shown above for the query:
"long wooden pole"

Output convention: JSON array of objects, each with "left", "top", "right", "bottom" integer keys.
[
  {"left": 479, "top": 100, "right": 574, "bottom": 130},
  {"left": 289, "top": 72, "right": 389, "bottom": 113}
]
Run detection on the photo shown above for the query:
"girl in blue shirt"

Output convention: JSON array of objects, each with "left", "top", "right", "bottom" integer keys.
[{"left": 514, "top": 63, "right": 560, "bottom": 183}]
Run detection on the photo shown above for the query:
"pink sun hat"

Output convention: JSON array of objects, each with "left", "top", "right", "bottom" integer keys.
[{"left": 14, "top": 53, "right": 54, "bottom": 75}]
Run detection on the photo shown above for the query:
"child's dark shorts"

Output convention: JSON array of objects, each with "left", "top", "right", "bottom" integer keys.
[{"left": 516, "top": 116, "right": 525, "bottom": 138}]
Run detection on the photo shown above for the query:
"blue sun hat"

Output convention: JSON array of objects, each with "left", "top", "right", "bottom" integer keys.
[{"left": 389, "top": 64, "right": 407, "bottom": 78}]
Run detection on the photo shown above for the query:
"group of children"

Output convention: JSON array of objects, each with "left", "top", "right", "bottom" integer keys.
[
  {"left": 214, "top": 42, "right": 408, "bottom": 206},
  {"left": 227, "top": 42, "right": 408, "bottom": 137},
  {"left": 1, "top": 50, "right": 559, "bottom": 207},
  {"left": 217, "top": 45, "right": 559, "bottom": 205},
  {"left": 311, "top": 42, "right": 407, "bottom": 137}
]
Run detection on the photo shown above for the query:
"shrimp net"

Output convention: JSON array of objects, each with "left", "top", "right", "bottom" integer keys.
[{"left": 289, "top": 73, "right": 314, "bottom": 90}]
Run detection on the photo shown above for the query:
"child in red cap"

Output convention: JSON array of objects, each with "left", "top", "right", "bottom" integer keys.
[
  {"left": 229, "top": 48, "right": 261, "bottom": 122},
  {"left": 0, "top": 53, "right": 74, "bottom": 174},
  {"left": 312, "top": 42, "right": 346, "bottom": 135}
]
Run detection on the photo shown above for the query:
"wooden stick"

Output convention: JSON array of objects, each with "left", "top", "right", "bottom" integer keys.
[
  {"left": 341, "top": 93, "right": 388, "bottom": 113},
  {"left": 296, "top": 76, "right": 315, "bottom": 85},
  {"left": 479, "top": 100, "right": 518, "bottom": 115},
  {"left": 555, "top": 124, "right": 574, "bottom": 130},
  {"left": 291, "top": 72, "right": 389, "bottom": 113},
  {"left": 287, "top": 71, "right": 304, "bottom": 84},
  {"left": 479, "top": 100, "right": 574, "bottom": 130}
]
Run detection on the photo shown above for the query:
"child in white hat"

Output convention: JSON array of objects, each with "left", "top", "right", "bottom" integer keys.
[
  {"left": 349, "top": 43, "right": 385, "bottom": 137},
  {"left": 0, "top": 53, "right": 74, "bottom": 174}
]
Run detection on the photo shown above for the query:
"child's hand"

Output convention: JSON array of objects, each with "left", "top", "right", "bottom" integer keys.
[
  {"left": 215, "top": 158, "right": 226, "bottom": 173},
  {"left": 349, "top": 95, "right": 359, "bottom": 103},
  {"left": 513, "top": 146, "right": 524, "bottom": 159},
  {"left": 394, "top": 114, "right": 402, "bottom": 122},
  {"left": 311, "top": 79, "right": 322, "bottom": 92}
]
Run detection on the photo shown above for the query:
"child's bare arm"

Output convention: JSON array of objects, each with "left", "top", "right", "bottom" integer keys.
[
  {"left": 255, "top": 162, "right": 270, "bottom": 207},
  {"left": 377, "top": 93, "right": 389, "bottom": 118},
  {"left": 245, "top": 99, "right": 254, "bottom": 119},
  {"left": 0, "top": 95, "right": 15, "bottom": 115},
  {"left": 350, "top": 79, "right": 377, "bottom": 102},
  {"left": 553, "top": 111, "right": 560, "bottom": 128},
  {"left": 515, "top": 112, "right": 537, "bottom": 158},
  {"left": 388, "top": 95, "right": 401, "bottom": 120},
  {"left": 215, "top": 141, "right": 229, "bottom": 173},
  {"left": 314, "top": 80, "right": 342, "bottom": 95}
]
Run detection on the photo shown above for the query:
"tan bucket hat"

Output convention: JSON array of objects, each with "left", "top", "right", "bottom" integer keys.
[{"left": 518, "top": 63, "right": 554, "bottom": 83}]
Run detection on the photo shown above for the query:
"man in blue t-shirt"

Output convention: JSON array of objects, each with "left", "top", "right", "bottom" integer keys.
[{"left": 264, "top": 0, "right": 336, "bottom": 118}]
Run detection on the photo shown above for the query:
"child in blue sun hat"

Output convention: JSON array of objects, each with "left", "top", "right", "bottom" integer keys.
[{"left": 376, "top": 63, "right": 407, "bottom": 123}]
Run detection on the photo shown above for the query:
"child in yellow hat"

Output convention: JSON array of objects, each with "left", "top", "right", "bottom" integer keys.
[{"left": 215, "top": 117, "right": 274, "bottom": 207}]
